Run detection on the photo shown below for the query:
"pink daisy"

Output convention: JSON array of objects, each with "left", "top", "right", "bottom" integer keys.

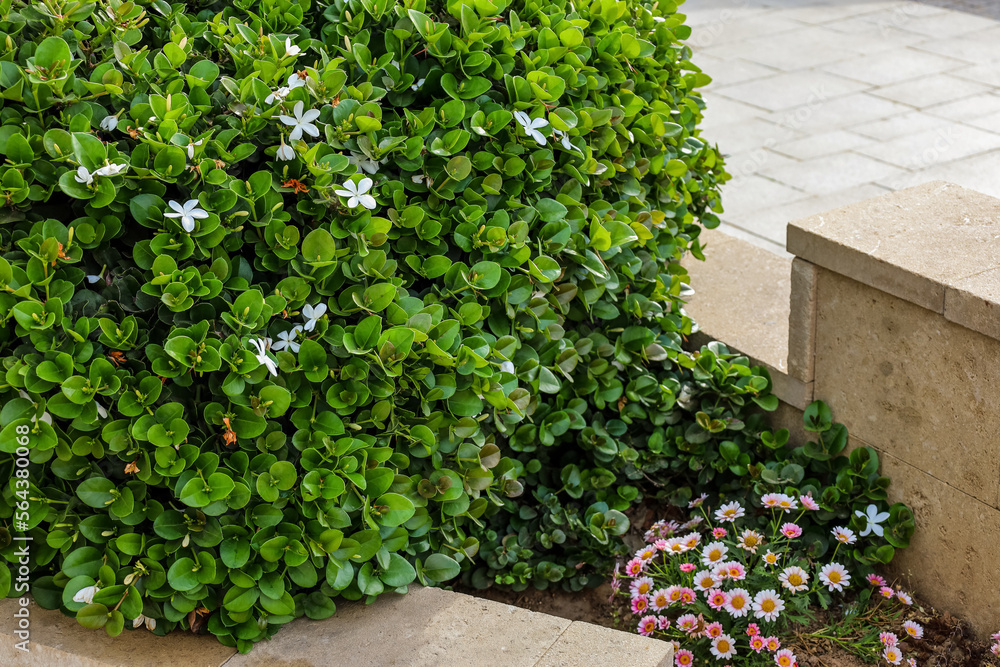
[
  {"left": 750, "top": 636, "right": 766, "bottom": 653},
  {"left": 674, "top": 649, "right": 694, "bottom": 667},
  {"left": 774, "top": 649, "right": 797, "bottom": 667},
  {"left": 637, "top": 615, "right": 658, "bottom": 636},
  {"left": 688, "top": 493, "right": 707, "bottom": 508},
  {"left": 665, "top": 586, "right": 682, "bottom": 603},
  {"left": 658, "top": 616, "right": 672, "bottom": 631},
  {"left": 678, "top": 587, "right": 696, "bottom": 604},
  {"left": 649, "top": 588, "right": 671, "bottom": 612},
  {"left": 629, "top": 576, "right": 654, "bottom": 597},
  {"left": 676, "top": 614, "right": 699, "bottom": 634},
  {"left": 880, "top": 632, "right": 898, "bottom": 646},
  {"left": 760, "top": 492, "right": 783, "bottom": 508},
  {"left": 653, "top": 539, "right": 668, "bottom": 551},
  {"left": 879, "top": 586, "right": 896, "bottom": 599},
  {"left": 693, "top": 569, "right": 718, "bottom": 592},
  {"left": 625, "top": 557, "right": 644, "bottom": 576},
  {"left": 897, "top": 591, "right": 913, "bottom": 605},
  {"left": 746, "top": 623, "right": 761, "bottom": 637},
  {"left": 630, "top": 595, "right": 649, "bottom": 615},
  {"left": 903, "top": 621, "right": 923, "bottom": 639},
  {"left": 706, "top": 588, "right": 729, "bottom": 610},
  {"left": 722, "top": 561, "right": 747, "bottom": 581},
  {"left": 752, "top": 590, "right": 785, "bottom": 622},
  {"left": 703, "top": 621, "right": 724, "bottom": 638},
  {"left": 679, "top": 563, "right": 696, "bottom": 573},
  {"left": 884, "top": 645, "right": 903, "bottom": 665},
  {"left": 800, "top": 494, "right": 819, "bottom": 510},
  {"left": 780, "top": 522, "right": 802, "bottom": 539},
  {"left": 866, "top": 574, "right": 887, "bottom": 586},
  {"left": 713, "top": 527, "right": 728, "bottom": 538},
  {"left": 764, "top": 636, "right": 781, "bottom": 651},
  {"left": 634, "top": 545, "right": 657, "bottom": 562},
  {"left": 819, "top": 562, "right": 851, "bottom": 592},
  {"left": 715, "top": 501, "right": 745, "bottom": 523}
]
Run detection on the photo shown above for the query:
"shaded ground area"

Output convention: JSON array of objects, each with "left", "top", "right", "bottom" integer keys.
[{"left": 916, "top": 0, "right": 1000, "bottom": 19}]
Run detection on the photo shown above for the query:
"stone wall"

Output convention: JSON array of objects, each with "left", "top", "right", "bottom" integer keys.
[{"left": 686, "top": 181, "right": 1000, "bottom": 636}]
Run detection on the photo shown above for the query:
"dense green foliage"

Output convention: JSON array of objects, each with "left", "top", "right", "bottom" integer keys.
[{"left": 0, "top": 0, "right": 736, "bottom": 650}]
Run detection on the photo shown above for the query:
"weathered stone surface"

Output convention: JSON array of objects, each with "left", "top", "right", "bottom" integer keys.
[
  {"left": 812, "top": 267, "right": 1000, "bottom": 508},
  {"left": 685, "top": 228, "right": 791, "bottom": 373},
  {"left": 879, "top": 448, "right": 1000, "bottom": 638},
  {"left": 946, "top": 268, "right": 1000, "bottom": 340},
  {"left": 787, "top": 182, "right": 1000, "bottom": 316},
  {"left": 535, "top": 621, "right": 673, "bottom": 667},
  {"left": 0, "top": 597, "right": 235, "bottom": 667},
  {"left": 788, "top": 258, "right": 818, "bottom": 383},
  {"left": 223, "top": 586, "right": 571, "bottom": 667}
]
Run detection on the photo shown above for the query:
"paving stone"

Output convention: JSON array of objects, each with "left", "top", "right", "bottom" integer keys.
[
  {"left": 875, "top": 150, "right": 1000, "bottom": 198},
  {"left": 952, "top": 63, "right": 1000, "bottom": 87},
  {"left": 771, "top": 130, "right": 873, "bottom": 160},
  {"left": 699, "top": 95, "right": 766, "bottom": 131},
  {"left": 719, "top": 174, "right": 809, "bottom": 219},
  {"left": 821, "top": 48, "right": 967, "bottom": 87},
  {"left": 854, "top": 122, "right": 1000, "bottom": 169},
  {"left": 0, "top": 597, "right": 235, "bottom": 667},
  {"left": 925, "top": 92, "right": 1000, "bottom": 119},
  {"left": 966, "top": 109, "right": 1000, "bottom": 132},
  {"left": 714, "top": 221, "right": 791, "bottom": 257},
  {"left": 780, "top": 2, "right": 908, "bottom": 24},
  {"left": 714, "top": 70, "right": 870, "bottom": 111},
  {"left": 701, "top": 26, "right": 895, "bottom": 71},
  {"left": 849, "top": 110, "right": 955, "bottom": 140},
  {"left": 687, "top": 12, "right": 805, "bottom": 49},
  {"left": 759, "top": 93, "right": 913, "bottom": 133},
  {"left": 535, "top": 622, "right": 673, "bottom": 667},
  {"left": 698, "top": 55, "right": 778, "bottom": 90},
  {"left": 870, "top": 73, "right": 990, "bottom": 108},
  {"left": 885, "top": 6, "right": 1000, "bottom": 35},
  {"left": 912, "top": 25, "right": 1000, "bottom": 63},
  {"left": 223, "top": 587, "right": 572, "bottom": 667},
  {"left": 760, "top": 151, "right": 906, "bottom": 196},
  {"left": 722, "top": 149, "right": 801, "bottom": 180},
  {"left": 703, "top": 117, "right": 804, "bottom": 156}
]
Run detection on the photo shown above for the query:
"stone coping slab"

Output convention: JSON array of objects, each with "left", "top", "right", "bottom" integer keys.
[
  {"left": 1, "top": 587, "right": 673, "bottom": 667},
  {"left": 786, "top": 181, "right": 1000, "bottom": 341}
]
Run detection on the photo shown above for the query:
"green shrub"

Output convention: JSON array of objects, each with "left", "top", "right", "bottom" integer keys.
[{"left": 0, "top": 0, "right": 729, "bottom": 650}]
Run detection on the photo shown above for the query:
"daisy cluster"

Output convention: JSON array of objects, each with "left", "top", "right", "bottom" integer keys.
[{"left": 613, "top": 493, "right": 865, "bottom": 665}]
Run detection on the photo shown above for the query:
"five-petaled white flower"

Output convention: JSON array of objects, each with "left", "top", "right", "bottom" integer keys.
[
  {"left": 288, "top": 73, "right": 306, "bottom": 89},
  {"left": 164, "top": 199, "right": 209, "bottom": 233},
  {"left": 187, "top": 139, "right": 203, "bottom": 160},
  {"left": 284, "top": 38, "right": 301, "bottom": 57},
  {"left": 279, "top": 101, "right": 320, "bottom": 142},
  {"left": 411, "top": 78, "right": 425, "bottom": 91},
  {"left": 73, "top": 585, "right": 98, "bottom": 605},
  {"left": 302, "top": 302, "right": 327, "bottom": 331},
  {"left": 553, "top": 129, "right": 579, "bottom": 152},
  {"left": 513, "top": 110, "right": 548, "bottom": 146},
  {"left": 271, "top": 325, "right": 303, "bottom": 353},
  {"left": 276, "top": 142, "right": 295, "bottom": 161},
  {"left": 335, "top": 177, "right": 377, "bottom": 210},
  {"left": 855, "top": 504, "right": 890, "bottom": 537},
  {"left": 95, "top": 163, "right": 127, "bottom": 177},
  {"left": 74, "top": 166, "right": 94, "bottom": 185},
  {"left": 266, "top": 86, "right": 291, "bottom": 104},
  {"left": 100, "top": 115, "right": 118, "bottom": 131},
  {"left": 249, "top": 338, "right": 279, "bottom": 376},
  {"left": 349, "top": 151, "right": 384, "bottom": 175}
]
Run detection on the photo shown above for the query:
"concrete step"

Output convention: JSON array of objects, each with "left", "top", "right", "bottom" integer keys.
[{"left": 0, "top": 587, "right": 674, "bottom": 667}]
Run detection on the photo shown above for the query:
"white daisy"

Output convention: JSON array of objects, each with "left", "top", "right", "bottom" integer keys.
[
  {"left": 278, "top": 101, "right": 321, "bottom": 142},
  {"left": 335, "top": 177, "right": 377, "bottom": 210},
  {"left": 701, "top": 541, "right": 728, "bottom": 567},
  {"left": 818, "top": 562, "right": 851, "bottom": 592},
  {"left": 710, "top": 634, "right": 736, "bottom": 660},
  {"left": 831, "top": 526, "right": 857, "bottom": 545},
  {"left": 778, "top": 566, "right": 809, "bottom": 593},
  {"left": 714, "top": 501, "right": 744, "bottom": 523},
  {"left": 692, "top": 569, "right": 717, "bottom": 592},
  {"left": 724, "top": 588, "right": 750, "bottom": 618},
  {"left": 751, "top": 589, "right": 785, "bottom": 622},
  {"left": 163, "top": 199, "right": 209, "bottom": 233}
]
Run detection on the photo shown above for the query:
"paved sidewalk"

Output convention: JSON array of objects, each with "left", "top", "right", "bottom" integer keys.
[{"left": 686, "top": 0, "right": 1000, "bottom": 254}]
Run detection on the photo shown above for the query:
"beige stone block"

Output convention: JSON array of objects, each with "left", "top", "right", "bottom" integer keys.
[
  {"left": 787, "top": 181, "right": 1000, "bottom": 315},
  {"left": 224, "top": 586, "right": 571, "bottom": 667},
  {"left": 535, "top": 621, "right": 673, "bottom": 667},
  {"left": 812, "top": 268, "right": 1000, "bottom": 507},
  {"left": 0, "top": 597, "right": 234, "bottom": 667},
  {"left": 946, "top": 269, "right": 1000, "bottom": 340},
  {"left": 684, "top": 228, "right": 791, "bottom": 374},
  {"left": 788, "top": 258, "right": 817, "bottom": 383},
  {"left": 880, "top": 451, "right": 1000, "bottom": 638}
]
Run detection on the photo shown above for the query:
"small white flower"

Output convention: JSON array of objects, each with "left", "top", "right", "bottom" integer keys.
[
  {"left": 411, "top": 174, "right": 425, "bottom": 184},
  {"left": 653, "top": 15, "right": 665, "bottom": 23},
  {"left": 288, "top": 73, "right": 305, "bottom": 89},
  {"left": 335, "top": 177, "right": 377, "bottom": 210},
  {"left": 856, "top": 504, "right": 890, "bottom": 537},
  {"left": 265, "top": 86, "right": 291, "bottom": 104},
  {"left": 831, "top": 526, "right": 857, "bottom": 545},
  {"left": 499, "top": 360, "right": 515, "bottom": 374},
  {"left": 249, "top": 338, "right": 279, "bottom": 376},
  {"left": 278, "top": 101, "right": 321, "bottom": 142},
  {"left": 714, "top": 501, "right": 744, "bottom": 523},
  {"left": 819, "top": 562, "right": 851, "bottom": 592},
  {"left": 74, "top": 166, "right": 94, "bottom": 185},
  {"left": 94, "top": 163, "right": 127, "bottom": 177},
  {"left": 276, "top": 143, "right": 295, "bottom": 161},
  {"left": 271, "top": 325, "right": 303, "bottom": 353},
  {"left": 411, "top": 77, "right": 425, "bottom": 91},
  {"left": 513, "top": 110, "right": 548, "bottom": 146},
  {"left": 73, "top": 585, "right": 98, "bottom": 605},
  {"left": 100, "top": 116, "right": 118, "bottom": 131},
  {"left": 553, "top": 129, "right": 579, "bottom": 152},
  {"left": 284, "top": 37, "right": 301, "bottom": 57},
  {"left": 95, "top": 401, "right": 108, "bottom": 419},
  {"left": 349, "top": 151, "right": 384, "bottom": 175},
  {"left": 163, "top": 199, "right": 209, "bottom": 233},
  {"left": 186, "top": 139, "right": 203, "bottom": 160},
  {"left": 132, "top": 613, "right": 156, "bottom": 631},
  {"left": 302, "top": 302, "right": 327, "bottom": 332}
]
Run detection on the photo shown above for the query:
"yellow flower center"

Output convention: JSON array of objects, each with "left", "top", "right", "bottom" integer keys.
[
  {"left": 788, "top": 574, "right": 802, "bottom": 586},
  {"left": 732, "top": 597, "right": 745, "bottom": 609},
  {"left": 761, "top": 599, "right": 775, "bottom": 613},
  {"left": 829, "top": 571, "right": 841, "bottom": 583},
  {"left": 718, "top": 639, "right": 730, "bottom": 652}
]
